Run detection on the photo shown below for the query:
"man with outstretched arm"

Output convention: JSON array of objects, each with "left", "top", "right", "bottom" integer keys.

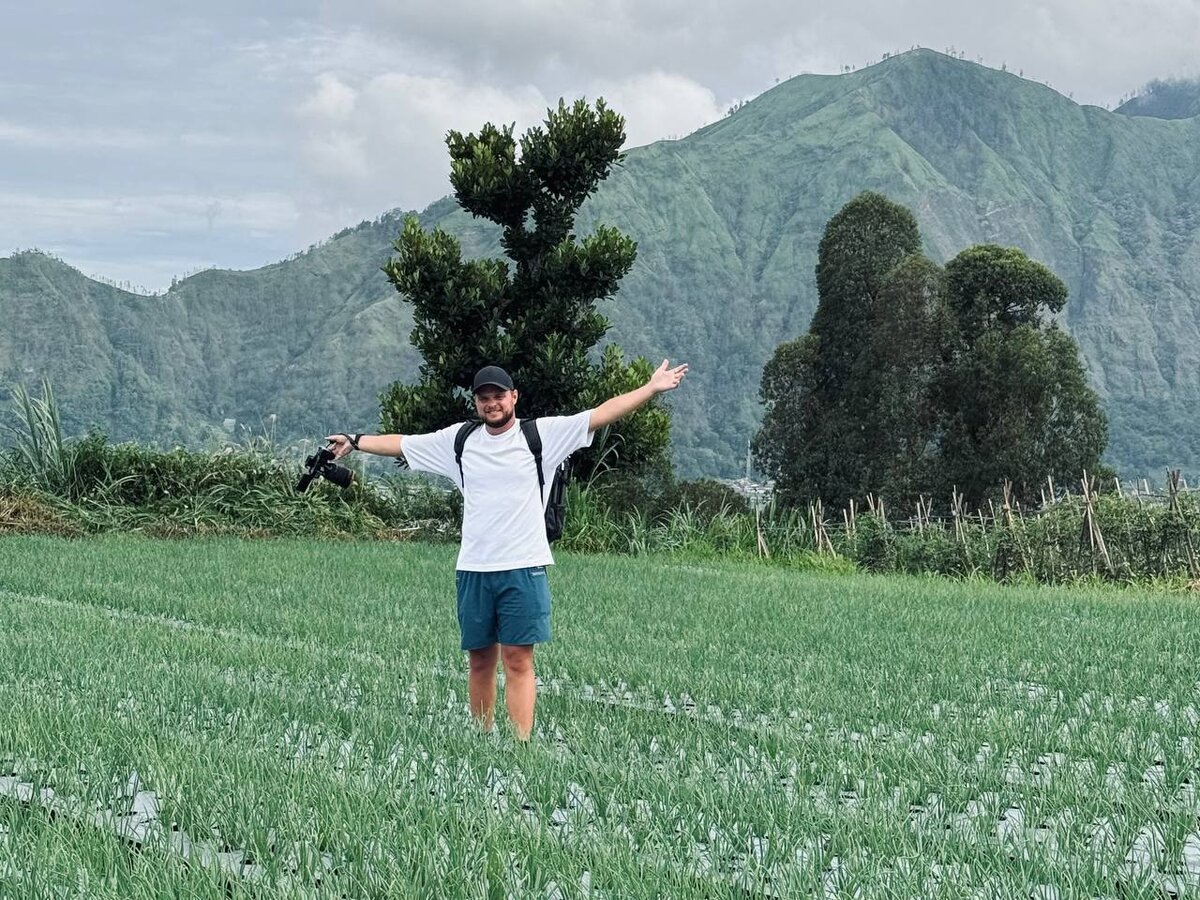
[{"left": 327, "top": 358, "right": 688, "bottom": 740}]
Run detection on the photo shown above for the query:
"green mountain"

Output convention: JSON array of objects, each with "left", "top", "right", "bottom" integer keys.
[
  {"left": 1116, "top": 78, "right": 1200, "bottom": 120},
  {"left": 3, "top": 49, "right": 1200, "bottom": 481}
]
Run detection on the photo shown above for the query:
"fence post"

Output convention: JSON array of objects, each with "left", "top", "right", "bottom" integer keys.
[
  {"left": 1168, "top": 469, "right": 1199, "bottom": 578},
  {"left": 756, "top": 506, "right": 770, "bottom": 560},
  {"left": 1002, "top": 480, "right": 1033, "bottom": 577},
  {"left": 951, "top": 488, "right": 964, "bottom": 545},
  {"left": 1079, "top": 472, "right": 1113, "bottom": 576},
  {"left": 810, "top": 499, "right": 833, "bottom": 555}
]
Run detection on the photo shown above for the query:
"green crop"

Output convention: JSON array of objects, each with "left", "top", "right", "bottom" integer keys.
[{"left": 2, "top": 534, "right": 1199, "bottom": 897}]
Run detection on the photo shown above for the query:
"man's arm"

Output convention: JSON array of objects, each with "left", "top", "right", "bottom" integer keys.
[
  {"left": 325, "top": 433, "right": 404, "bottom": 460},
  {"left": 589, "top": 359, "right": 688, "bottom": 432}
]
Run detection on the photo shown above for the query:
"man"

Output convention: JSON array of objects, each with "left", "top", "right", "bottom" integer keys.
[{"left": 327, "top": 359, "right": 687, "bottom": 740}]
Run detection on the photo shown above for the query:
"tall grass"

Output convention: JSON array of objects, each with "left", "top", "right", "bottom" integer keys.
[
  {"left": 0, "top": 386, "right": 460, "bottom": 539},
  {"left": 558, "top": 484, "right": 1200, "bottom": 585},
  {"left": 2, "top": 380, "right": 73, "bottom": 494}
]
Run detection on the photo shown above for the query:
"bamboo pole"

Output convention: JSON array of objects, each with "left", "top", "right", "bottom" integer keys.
[
  {"left": 952, "top": 487, "right": 964, "bottom": 544},
  {"left": 1079, "top": 472, "right": 1113, "bottom": 575},
  {"left": 1168, "top": 470, "right": 1199, "bottom": 578},
  {"left": 756, "top": 507, "right": 770, "bottom": 560}
]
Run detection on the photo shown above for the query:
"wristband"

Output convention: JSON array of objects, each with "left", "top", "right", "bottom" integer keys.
[{"left": 353, "top": 433, "right": 365, "bottom": 450}]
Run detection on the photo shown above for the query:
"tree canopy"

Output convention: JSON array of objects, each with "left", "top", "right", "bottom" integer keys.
[
  {"left": 754, "top": 193, "right": 1107, "bottom": 510},
  {"left": 379, "top": 99, "right": 673, "bottom": 478}
]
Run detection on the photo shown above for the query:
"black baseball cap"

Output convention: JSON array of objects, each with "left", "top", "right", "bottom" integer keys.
[{"left": 472, "top": 365, "right": 514, "bottom": 392}]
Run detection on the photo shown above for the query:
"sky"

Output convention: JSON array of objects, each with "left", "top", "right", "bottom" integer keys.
[{"left": 2, "top": 0, "right": 1197, "bottom": 293}]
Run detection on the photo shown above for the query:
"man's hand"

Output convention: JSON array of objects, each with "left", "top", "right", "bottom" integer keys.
[
  {"left": 325, "top": 434, "right": 354, "bottom": 460},
  {"left": 649, "top": 359, "right": 688, "bottom": 394},
  {"left": 324, "top": 433, "right": 404, "bottom": 458},
  {"left": 589, "top": 357, "right": 690, "bottom": 432}
]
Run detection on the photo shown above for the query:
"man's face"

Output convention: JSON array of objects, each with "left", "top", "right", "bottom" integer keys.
[{"left": 474, "top": 385, "right": 517, "bottom": 429}]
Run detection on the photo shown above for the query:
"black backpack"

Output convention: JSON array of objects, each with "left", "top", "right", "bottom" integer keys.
[{"left": 453, "top": 418, "right": 573, "bottom": 542}]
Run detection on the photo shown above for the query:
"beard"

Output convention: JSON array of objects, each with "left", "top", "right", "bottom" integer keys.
[{"left": 484, "top": 409, "right": 514, "bottom": 429}]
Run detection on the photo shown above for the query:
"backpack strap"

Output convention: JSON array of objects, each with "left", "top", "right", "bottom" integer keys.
[
  {"left": 519, "top": 418, "right": 545, "bottom": 503},
  {"left": 454, "top": 421, "right": 483, "bottom": 488}
]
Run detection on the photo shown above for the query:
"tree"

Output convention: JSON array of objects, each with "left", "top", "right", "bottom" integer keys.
[
  {"left": 754, "top": 192, "right": 923, "bottom": 507},
  {"left": 754, "top": 195, "right": 1107, "bottom": 511},
  {"left": 936, "top": 247, "right": 1106, "bottom": 505},
  {"left": 379, "top": 99, "right": 673, "bottom": 477},
  {"left": 943, "top": 244, "right": 1066, "bottom": 339},
  {"left": 751, "top": 333, "right": 823, "bottom": 506},
  {"left": 853, "top": 255, "right": 957, "bottom": 507},
  {"left": 810, "top": 192, "right": 923, "bottom": 388}
]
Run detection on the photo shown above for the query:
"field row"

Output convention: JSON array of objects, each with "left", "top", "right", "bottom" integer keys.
[{"left": 4, "top": 535, "right": 1200, "bottom": 896}]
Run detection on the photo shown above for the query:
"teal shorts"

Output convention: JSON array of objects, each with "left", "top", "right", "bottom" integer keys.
[{"left": 455, "top": 566, "right": 552, "bottom": 650}]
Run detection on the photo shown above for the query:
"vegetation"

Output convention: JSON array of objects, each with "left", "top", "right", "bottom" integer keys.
[
  {"left": 0, "top": 381, "right": 461, "bottom": 541},
  {"left": 1, "top": 377, "right": 1196, "bottom": 587},
  {"left": 4, "top": 537, "right": 1200, "bottom": 896},
  {"left": 379, "top": 99, "right": 672, "bottom": 478},
  {"left": 753, "top": 193, "right": 925, "bottom": 508},
  {"left": 4, "top": 51, "right": 1200, "bottom": 480},
  {"left": 1115, "top": 77, "right": 1200, "bottom": 119},
  {"left": 754, "top": 194, "right": 1107, "bottom": 510}
]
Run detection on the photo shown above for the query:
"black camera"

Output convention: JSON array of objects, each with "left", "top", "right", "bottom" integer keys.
[{"left": 296, "top": 445, "right": 354, "bottom": 492}]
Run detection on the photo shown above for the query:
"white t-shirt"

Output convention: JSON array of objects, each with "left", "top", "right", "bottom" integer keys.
[{"left": 400, "top": 411, "right": 595, "bottom": 572}]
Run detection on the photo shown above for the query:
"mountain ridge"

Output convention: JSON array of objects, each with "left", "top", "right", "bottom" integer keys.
[{"left": 4, "top": 49, "right": 1200, "bottom": 480}]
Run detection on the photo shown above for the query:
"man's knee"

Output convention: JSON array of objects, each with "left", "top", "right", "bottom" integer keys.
[
  {"left": 468, "top": 645, "right": 499, "bottom": 674},
  {"left": 500, "top": 644, "right": 534, "bottom": 676}
]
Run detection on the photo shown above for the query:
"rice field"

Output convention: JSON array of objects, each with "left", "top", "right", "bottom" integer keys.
[{"left": 2, "top": 534, "right": 1199, "bottom": 898}]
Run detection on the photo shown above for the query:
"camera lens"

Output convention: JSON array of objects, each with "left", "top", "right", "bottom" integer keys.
[{"left": 324, "top": 464, "right": 353, "bottom": 489}]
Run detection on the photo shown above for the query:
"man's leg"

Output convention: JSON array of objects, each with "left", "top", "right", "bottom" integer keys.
[
  {"left": 467, "top": 644, "right": 500, "bottom": 731},
  {"left": 500, "top": 643, "right": 536, "bottom": 741}
]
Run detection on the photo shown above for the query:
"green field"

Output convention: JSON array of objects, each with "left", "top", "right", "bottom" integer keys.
[{"left": 2, "top": 535, "right": 1199, "bottom": 897}]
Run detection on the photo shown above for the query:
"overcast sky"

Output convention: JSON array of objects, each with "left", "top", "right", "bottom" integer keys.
[{"left": 2, "top": 0, "right": 1197, "bottom": 293}]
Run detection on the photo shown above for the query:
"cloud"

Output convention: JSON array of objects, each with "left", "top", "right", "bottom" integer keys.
[
  {"left": 0, "top": 190, "right": 297, "bottom": 236},
  {"left": 292, "top": 69, "right": 550, "bottom": 216},
  {"left": 296, "top": 72, "right": 358, "bottom": 122},
  {"left": 291, "top": 61, "right": 726, "bottom": 218},
  {"left": 341, "top": 0, "right": 1200, "bottom": 106},
  {"left": 0, "top": 119, "right": 157, "bottom": 151},
  {"left": 585, "top": 72, "right": 725, "bottom": 145},
  {"left": 0, "top": 189, "right": 306, "bottom": 292},
  {"left": 343, "top": 1, "right": 788, "bottom": 91},
  {"left": 6, "top": 1, "right": 1200, "bottom": 292}
]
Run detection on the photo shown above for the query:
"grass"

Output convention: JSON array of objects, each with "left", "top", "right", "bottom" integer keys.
[{"left": 2, "top": 535, "right": 1200, "bottom": 896}]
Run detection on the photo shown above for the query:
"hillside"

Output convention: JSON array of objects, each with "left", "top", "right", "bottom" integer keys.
[
  {"left": 3, "top": 49, "right": 1200, "bottom": 480},
  {"left": 1116, "top": 78, "right": 1200, "bottom": 120}
]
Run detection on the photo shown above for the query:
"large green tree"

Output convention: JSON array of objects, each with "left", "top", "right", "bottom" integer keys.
[
  {"left": 853, "top": 254, "right": 957, "bottom": 507},
  {"left": 936, "top": 246, "right": 1107, "bottom": 505},
  {"left": 754, "top": 197, "right": 1107, "bottom": 510},
  {"left": 752, "top": 333, "right": 823, "bottom": 506},
  {"left": 379, "top": 99, "right": 672, "bottom": 476},
  {"left": 753, "top": 192, "right": 923, "bottom": 506}
]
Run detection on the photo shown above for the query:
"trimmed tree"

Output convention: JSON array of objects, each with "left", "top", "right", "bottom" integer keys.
[{"left": 379, "top": 99, "right": 672, "bottom": 478}]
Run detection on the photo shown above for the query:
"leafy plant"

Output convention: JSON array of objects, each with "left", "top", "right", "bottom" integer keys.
[{"left": 380, "top": 99, "right": 673, "bottom": 479}]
